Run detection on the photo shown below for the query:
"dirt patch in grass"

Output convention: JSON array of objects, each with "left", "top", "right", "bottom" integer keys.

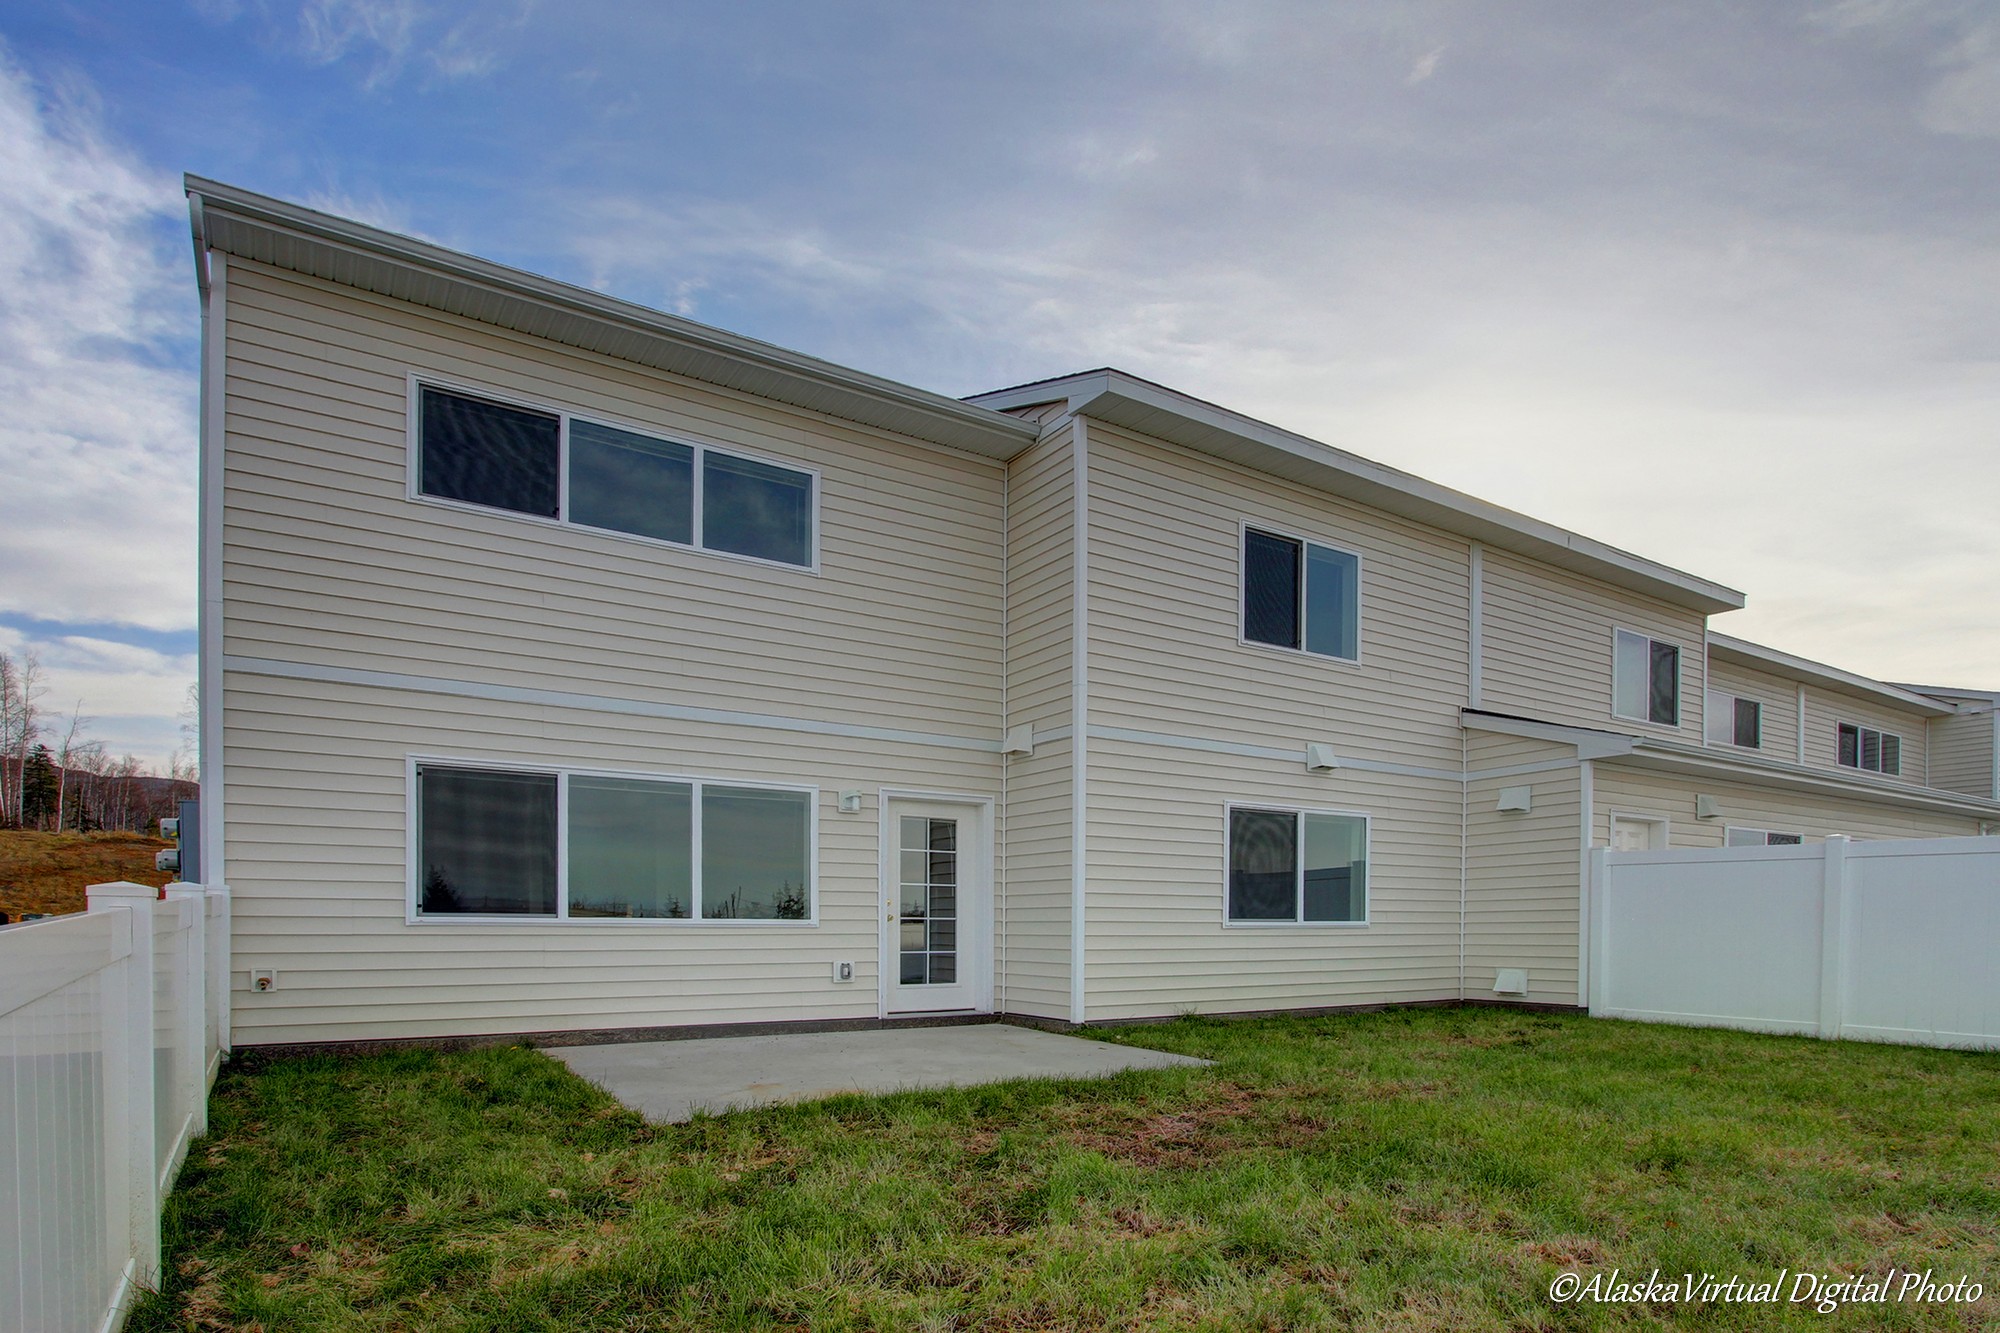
[
  {"left": 1060, "top": 1081, "right": 1328, "bottom": 1167},
  {"left": 0, "top": 829, "right": 172, "bottom": 919}
]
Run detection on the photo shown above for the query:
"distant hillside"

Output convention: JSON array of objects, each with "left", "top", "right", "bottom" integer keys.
[{"left": 0, "top": 831, "right": 175, "bottom": 921}]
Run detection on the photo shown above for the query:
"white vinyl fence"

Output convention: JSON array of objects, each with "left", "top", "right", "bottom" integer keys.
[
  {"left": 1589, "top": 835, "right": 2000, "bottom": 1050},
  {"left": 2, "top": 881, "right": 231, "bottom": 1333}
]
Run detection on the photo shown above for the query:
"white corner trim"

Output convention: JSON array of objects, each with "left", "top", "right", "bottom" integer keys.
[
  {"left": 1070, "top": 416, "right": 1090, "bottom": 1026},
  {"left": 1467, "top": 541, "right": 1483, "bottom": 709},
  {"left": 1576, "top": 758, "right": 1594, "bottom": 1008},
  {"left": 198, "top": 253, "right": 227, "bottom": 887}
]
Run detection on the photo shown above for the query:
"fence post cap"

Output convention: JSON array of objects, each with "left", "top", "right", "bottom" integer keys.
[{"left": 87, "top": 880, "right": 162, "bottom": 906}]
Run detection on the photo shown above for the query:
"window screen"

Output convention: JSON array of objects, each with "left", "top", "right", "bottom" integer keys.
[
  {"left": 1227, "top": 808, "right": 1297, "bottom": 920},
  {"left": 1733, "top": 698, "right": 1761, "bottom": 748},
  {"left": 417, "top": 767, "right": 558, "bottom": 915},
  {"left": 1243, "top": 531, "right": 1301, "bottom": 650},
  {"left": 419, "top": 387, "right": 560, "bottom": 517}
]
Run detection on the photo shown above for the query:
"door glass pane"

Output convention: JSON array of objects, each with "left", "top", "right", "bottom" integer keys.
[
  {"left": 898, "top": 815, "right": 960, "bottom": 986},
  {"left": 417, "top": 767, "right": 557, "bottom": 915},
  {"left": 702, "top": 452, "right": 812, "bottom": 565},
  {"left": 1228, "top": 808, "right": 1297, "bottom": 920},
  {"left": 569, "top": 420, "right": 694, "bottom": 545},
  {"left": 1302, "top": 813, "right": 1366, "bottom": 922},
  {"left": 568, "top": 777, "right": 692, "bottom": 918},
  {"left": 1303, "top": 544, "right": 1359, "bottom": 660},
  {"left": 419, "top": 387, "right": 560, "bottom": 517},
  {"left": 1243, "top": 530, "right": 1301, "bottom": 649},
  {"left": 701, "top": 786, "right": 811, "bottom": 919}
]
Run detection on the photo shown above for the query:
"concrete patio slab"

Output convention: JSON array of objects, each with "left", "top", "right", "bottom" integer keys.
[{"left": 550, "top": 1022, "right": 1208, "bottom": 1123}]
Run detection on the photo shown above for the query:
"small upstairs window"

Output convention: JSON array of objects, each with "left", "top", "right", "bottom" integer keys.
[
  {"left": 1838, "top": 724, "right": 1901, "bottom": 775},
  {"left": 1242, "top": 528, "right": 1360, "bottom": 661},
  {"left": 1613, "top": 629, "right": 1680, "bottom": 726},
  {"left": 1705, "top": 692, "right": 1762, "bottom": 748}
]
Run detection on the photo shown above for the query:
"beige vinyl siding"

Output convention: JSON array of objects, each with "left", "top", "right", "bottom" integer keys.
[
  {"left": 1083, "top": 423, "right": 1472, "bottom": 770},
  {"left": 1590, "top": 764, "right": 1981, "bottom": 848},
  {"left": 999, "top": 424, "right": 1076, "bottom": 1020},
  {"left": 1463, "top": 734, "right": 1583, "bottom": 1007},
  {"left": 1704, "top": 659, "right": 1800, "bottom": 760},
  {"left": 223, "top": 672, "right": 1001, "bottom": 1046},
  {"left": 222, "top": 260, "right": 1004, "bottom": 738},
  {"left": 1082, "top": 736, "right": 1462, "bottom": 1022},
  {"left": 1481, "top": 548, "right": 1706, "bottom": 740},
  {"left": 1928, "top": 710, "right": 1997, "bottom": 799},
  {"left": 1801, "top": 687, "right": 1931, "bottom": 784}
]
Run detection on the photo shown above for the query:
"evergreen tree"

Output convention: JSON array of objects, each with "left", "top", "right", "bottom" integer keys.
[{"left": 21, "top": 744, "right": 58, "bottom": 829}]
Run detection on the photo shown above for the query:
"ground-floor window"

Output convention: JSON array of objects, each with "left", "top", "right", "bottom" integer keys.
[
  {"left": 414, "top": 761, "right": 814, "bottom": 922},
  {"left": 1225, "top": 804, "right": 1368, "bottom": 925},
  {"left": 1724, "top": 827, "right": 1804, "bottom": 847}
]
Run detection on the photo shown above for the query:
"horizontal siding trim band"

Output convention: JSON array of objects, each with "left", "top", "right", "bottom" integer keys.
[
  {"left": 226, "top": 654, "right": 1002, "bottom": 752},
  {"left": 1087, "top": 724, "right": 1480, "bottom": 784}
]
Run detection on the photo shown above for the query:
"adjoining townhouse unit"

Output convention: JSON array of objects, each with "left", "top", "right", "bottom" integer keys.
[{"left": 186, "top": 178, "right": 2000, "bottom": 1047}]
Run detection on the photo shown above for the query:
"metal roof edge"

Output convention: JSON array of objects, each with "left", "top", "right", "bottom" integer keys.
[
  {"left": 977, "top": 369, "right": 1744, "bottom": 615},
  {"left": 1459, "top": 709, "right": 1639, "bottom": 760},
  {"left": 185, "top": 175, "right": 1038, "bottom": 460},
  {"left": 1707, "top": 633, "right": 1953, "bottom": 716}
]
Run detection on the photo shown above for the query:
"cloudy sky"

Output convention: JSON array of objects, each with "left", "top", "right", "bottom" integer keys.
[{"left": 3, "top": 1, "right": 1997, "bottom": 765}]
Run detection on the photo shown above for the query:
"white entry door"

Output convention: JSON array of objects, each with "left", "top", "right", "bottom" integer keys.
[
  {"left": 1610, "top": 815, "right": 1667, "bottom": 852},
  {"left": 883, "top": 798, "right": 990, "bottom": 1015}
]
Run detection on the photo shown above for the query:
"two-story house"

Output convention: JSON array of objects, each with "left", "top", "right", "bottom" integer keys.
[{"left": 186, "top": 178, "right": 2000, "bottom": 1047}]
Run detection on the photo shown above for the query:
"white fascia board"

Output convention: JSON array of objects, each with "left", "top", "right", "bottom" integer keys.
[
  {"left": 1708, "top": 633, "right": 1954, "bottom": 717},
  {"left": 1614, "top": 739, "right": 2000, "bottom": 819},
  {"left": 1459, "top": 709, "right": 1639, "bottom": 761},
  {"left": 972, "top": 370, "right": 1744, "bottom": 615},
  {"left": 183, "top": 176, "right": 1039, "bottom": 462}
]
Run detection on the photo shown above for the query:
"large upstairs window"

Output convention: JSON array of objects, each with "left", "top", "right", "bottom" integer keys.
[
  {"left": 1613, "top": 629, "right": 1680, "bottom": 727},
  {"left": 1242, "top": 527, "right": 1360, "bottom": 661},
  {"left": 416, "top": 383, "right": 816, "bottom": 569}
]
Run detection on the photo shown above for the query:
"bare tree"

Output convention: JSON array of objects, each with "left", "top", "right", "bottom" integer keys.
[
  {"left": 52, "top": 701, "right": 90, "bottom": 833},
  {"left": 0, "top": 649, "right": 46, "bottom": 826},
  {"left": 167, "top": 680, "right": 200, "bottom": 786}
]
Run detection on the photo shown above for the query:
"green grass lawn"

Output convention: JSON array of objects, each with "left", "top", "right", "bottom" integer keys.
[{"left": 130, "top": 1008, "right": 1998, "bottom": 1331}]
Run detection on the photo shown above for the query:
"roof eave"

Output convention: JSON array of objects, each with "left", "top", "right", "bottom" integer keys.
[
  {"left": 974, "top": 370, "right": 1744, "bottom": 615},
  {"left": 1708, "top": 634, "right": 1953, "bottom": 716},
  {"left": 185, "top": 176, "right": 1039, "bottom": 462}
]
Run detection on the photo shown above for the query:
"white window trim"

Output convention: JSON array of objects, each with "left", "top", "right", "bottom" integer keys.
[
  {"left": 1836, "top": 721, "right": 1904, "bottom": 777},
  {"left": 1235, "top": 519, "right": 1366, "bottom": 669},
  {"left": 1724, "top": 826, "right": 1804, "bottom": 846},
  {"left": 404, "top": 372, "right": 823, "bottom": 575},
  {"left": 1220, "top": 800, "right": 1372, "bottom": 928},
  {"left": 404, "top": 753, "right": 820, "bottom": 926},
  {"left": 1610, "top": 626, "right": 1683, "bottom": 728},
  {"left": 1605, "top": 811, "right": 1670, "bottom": 850}
]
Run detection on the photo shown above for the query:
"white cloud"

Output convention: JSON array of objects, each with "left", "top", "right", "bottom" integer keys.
[
  {"left": 0, "top": 626, "right": 194, "bottom": 769},
  {"left": 0, "top": 47, "right": 196, "bottom": 636}
]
